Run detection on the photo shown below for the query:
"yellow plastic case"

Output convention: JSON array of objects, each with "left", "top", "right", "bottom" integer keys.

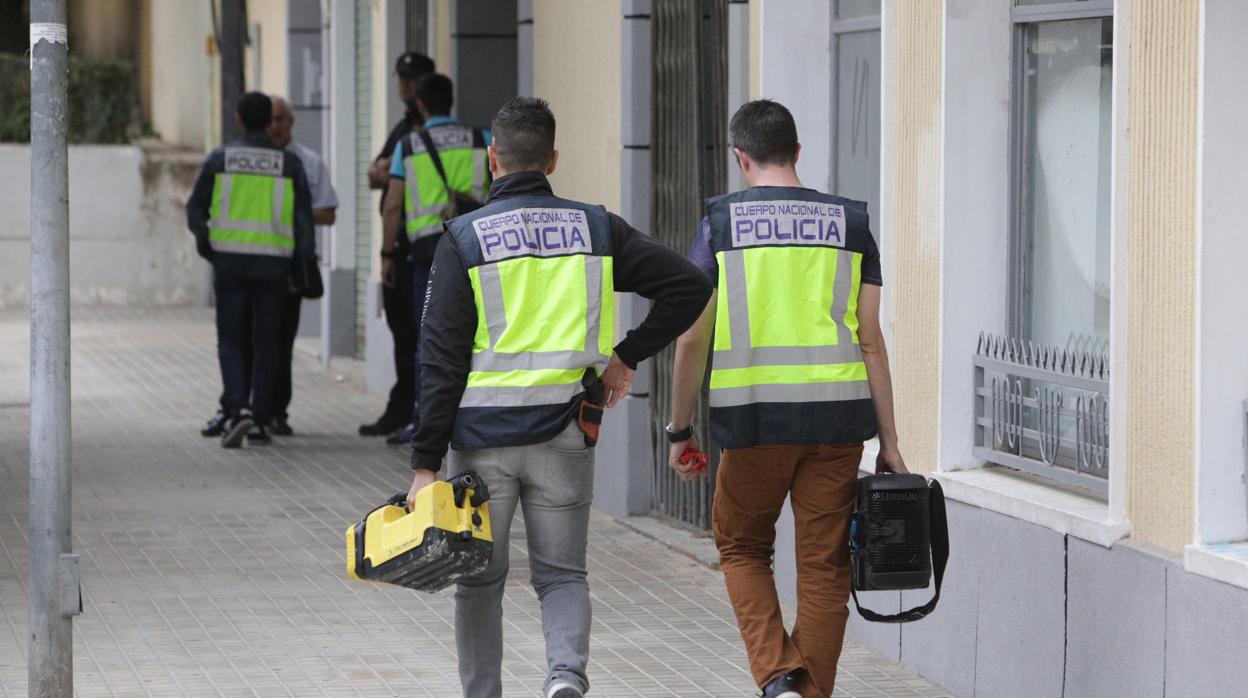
[{"left": 346, "top": 473, "right": 493, "bottom": 592}]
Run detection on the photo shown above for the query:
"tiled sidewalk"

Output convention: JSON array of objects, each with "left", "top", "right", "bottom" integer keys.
[{"left": 0, "top": 308, "right": 951, "bottom": 697}]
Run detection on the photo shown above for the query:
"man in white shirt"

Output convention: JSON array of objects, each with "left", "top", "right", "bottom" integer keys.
[{"left": 266, "top": 96, "right": 338, "bottom": 435}]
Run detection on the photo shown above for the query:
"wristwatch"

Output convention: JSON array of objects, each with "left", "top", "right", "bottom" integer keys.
[
  {"left": 380, "top": 246, "right": 403, "bottom": 260},
  {"left": 665, "top": 424, "right": 694, "bottom": 443}
]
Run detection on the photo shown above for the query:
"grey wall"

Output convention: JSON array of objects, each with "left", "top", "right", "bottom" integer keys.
[
  {"left": 845, "top": 500, "right": 1248, "bottom": 697},
  {"left": 451, "top": 0, "right": 518, "bottom": 130},
  {"left": 593, "top": 2, "right": 654, "bottom": 519},
  {"left": 0, "top": 144, "right": 209, "bottom": 309}
]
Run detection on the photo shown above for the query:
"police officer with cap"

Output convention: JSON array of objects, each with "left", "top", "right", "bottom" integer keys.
[{"left": 359, "top": 51, "right": 438, "bottom": 439}]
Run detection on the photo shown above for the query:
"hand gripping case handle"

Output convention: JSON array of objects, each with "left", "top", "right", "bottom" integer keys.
[{"left": 385, "top": 472, "right": 492, "bottom": 512}]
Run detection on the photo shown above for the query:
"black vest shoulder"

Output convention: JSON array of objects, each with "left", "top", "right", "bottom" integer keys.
[
  {"left": 448, "top": 194, "right": 614, "bottom": 268},
  {"left": 704, "top": 187, "right": 872, "bottom": 256},
  {"left": 221, "top": 137, "right": 291, "bottom": 179},
  {"left": 408, "top": 122, "right": 487, "bottom": 155}
]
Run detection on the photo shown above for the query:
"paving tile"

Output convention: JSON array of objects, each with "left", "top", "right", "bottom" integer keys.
[{"left": 0, "top": 308, "right": 953, "bottom": 697}]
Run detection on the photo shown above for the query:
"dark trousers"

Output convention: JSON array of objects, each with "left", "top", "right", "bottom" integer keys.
[
  {"left": 381, "top": 258, "right": 416, "bottom": 425},
  {"left": 410, "top": 258, "right": 431, "bottom": 427},
  {"left": 214, "top": 274, "right": 286, "bottom": 427},
  {"left": 274, "top": 291, "right": 302, "bottom": 419}
]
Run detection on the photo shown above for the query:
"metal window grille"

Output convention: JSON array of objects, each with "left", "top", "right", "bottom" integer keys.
[
  {"left": 406, "top": 0, "right": 429, "bottom": 54},
  {"left": 649, "top": 0, "right": 727, "bottom": 531},
  {"left": 973, "top": 333, "right": 1110, "bottom": 496}
]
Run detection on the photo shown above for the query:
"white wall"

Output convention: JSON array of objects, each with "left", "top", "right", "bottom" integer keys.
[
  {"left": 149, "top": 2, "right": 214, "bottom": 150},
  {"left": 938, "top": 0, "right": 1011, "bottom": 471},
  {"left": 0, "top": 145, "right": 210, "bottom": 308},
  {"left": 757, "top": 0, "right": 833, "bottom": 191},
  {"left": 1195, "top": 0, "right": 1248, "bottom": 544}
]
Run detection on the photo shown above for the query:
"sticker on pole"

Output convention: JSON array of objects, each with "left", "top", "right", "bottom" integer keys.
[{"left": 29, "top": 23, "right": 68, "bottom": 69}]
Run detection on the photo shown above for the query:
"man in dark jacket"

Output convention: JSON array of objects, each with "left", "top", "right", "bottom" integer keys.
[
  {"left": 406, "top": 97, "right": 712, "bottom": 698},
  {"left": 186, "top": 92, "right": 316, "bottom": 448},
  {"left": 360, "top": 51, "right": 437, "bottom": 439}
]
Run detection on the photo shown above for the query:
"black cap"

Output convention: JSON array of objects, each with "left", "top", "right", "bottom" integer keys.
[{"left": 395, "top": 52, "right": 435, "bottom": 80}]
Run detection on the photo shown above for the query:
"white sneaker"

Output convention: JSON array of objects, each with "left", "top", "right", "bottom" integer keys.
[{"left": 546, "top": 681, "right": 584, "bottom": 698}]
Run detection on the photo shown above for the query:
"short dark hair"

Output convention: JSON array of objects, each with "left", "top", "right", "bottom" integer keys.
[
  {"left": 236, "top": 92, "right": 273, "bottom": 132},
  {"left": 490, "top": 97, "right": 556, "bottom": 172},
  {"left": 729, "top": 99, "right": 799, "bottom": 166},
  {"left": 415, "top": 73, "right": 454, "bottom": 117},
  {"left": 395, "top": 51, "right": 435, "bottom": 80}
]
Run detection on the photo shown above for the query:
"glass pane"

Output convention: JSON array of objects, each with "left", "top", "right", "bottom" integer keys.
[
  {"left": 1017, "top": 0, "right": 1100, "bottom": 5},
  {"left": 835, "top": 0, "right": 881, "bottom": 20},
  {"left": 834, "top": 30, "right": 882, "bottom": 233},
  {"left": 1020, "top": 18, "right": 1113, "bottom": 349}
]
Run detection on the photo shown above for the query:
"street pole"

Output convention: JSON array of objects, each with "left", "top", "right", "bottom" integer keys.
[
  {"left": 219, "top": 0, "right": 246, "bottom": 143},
  {"left": 28, "top": 1, "right": 77, "bottom": 696}
]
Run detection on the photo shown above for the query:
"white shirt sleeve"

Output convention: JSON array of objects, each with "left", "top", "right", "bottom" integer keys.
[{"left": 293, "top": 143, "right": 339, "bottom": 211}]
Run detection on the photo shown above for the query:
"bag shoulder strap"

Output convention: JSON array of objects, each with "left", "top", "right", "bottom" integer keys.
[
  {"left": 851, "top": 479, "right": 949, "bottom": 624},
  {"left": 415, "top": 128, "right": 452, "bottom": 191}
]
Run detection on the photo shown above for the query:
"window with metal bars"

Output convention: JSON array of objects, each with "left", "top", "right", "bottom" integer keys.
[{"left": 649, "top": 0, "right": 727, "bottom": 531}]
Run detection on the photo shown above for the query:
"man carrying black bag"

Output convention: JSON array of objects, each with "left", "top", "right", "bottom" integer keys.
[{"left": 665, "top": 100, "right": 907, "bottom": 698}]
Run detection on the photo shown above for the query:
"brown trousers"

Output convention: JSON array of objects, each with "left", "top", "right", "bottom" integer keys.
[{"left": 712, "top": 442, "right": 863, "bottom": 698}]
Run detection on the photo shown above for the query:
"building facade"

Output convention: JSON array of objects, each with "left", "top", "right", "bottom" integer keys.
[{"left": 118, "top": 1, "right": 1248, "bottom": 694}]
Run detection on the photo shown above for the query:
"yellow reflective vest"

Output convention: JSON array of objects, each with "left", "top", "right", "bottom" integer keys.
[
  {"left": 704, "top": 187, "right": 879, "bottom": 448},
  {"left": 445, "top": 194, "right": 615, "bottom": 448},
  {"left": 208, "top": 147, "right": 296, "bottom": 258},
  {"left": 403, "top": 123, "right": 489, "bottom": 243}
]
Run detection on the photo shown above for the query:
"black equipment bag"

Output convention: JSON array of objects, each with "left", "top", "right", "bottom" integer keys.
[
  {"left": 415, "top": 128, "right": 485, "bottom": 219},
  {"left": 848, "top": 474, "right": 949, "bottom": 623}
]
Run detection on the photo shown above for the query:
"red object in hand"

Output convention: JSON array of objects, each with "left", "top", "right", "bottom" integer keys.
[{"left": 679, "top": 446, "right": 709, "bottom": 474}]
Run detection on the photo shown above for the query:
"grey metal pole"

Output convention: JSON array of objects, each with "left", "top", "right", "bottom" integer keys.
[
  {"left": 219, "top": 0, "right": 246, "bottom": 143},
  {"left": 28, "top": 1, "right": 77, "bottom": 696}
]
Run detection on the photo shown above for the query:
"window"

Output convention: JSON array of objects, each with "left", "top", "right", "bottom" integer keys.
[
  {"left": 1010, "top": 0, "right": 1113, "bottom": 350},
  {"left": 831, "top": 1, "right": 882, "bottom": 228},
  {"left": 971, "top": 0, "right": 1114, "bottom": 496}
]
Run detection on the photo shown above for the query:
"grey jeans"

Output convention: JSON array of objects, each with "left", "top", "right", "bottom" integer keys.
[{"left": 449, "top": 421, "right": 595, "bottom": 698}]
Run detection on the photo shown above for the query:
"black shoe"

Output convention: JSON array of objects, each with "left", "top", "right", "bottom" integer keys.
[
  {"left": 385, "top": 423, "right": 416, "bottom": 445},
  {"left": 247, "top": 425, "right": 271, "bottom": 445},
  {"left": 270, "top": 417, "right": 293, "bottom": 437},
  {"left": 201, "top": 410, "right": 229, "bottom": 437},
  {"left": 761, "top": 670, "right": 804, "bottom": 698},
  {"left": 359, "top": 416, "right": 405, "bottom": 436},
  {"left": 220, "top": 414, "right": 252, "bottom": 449}
]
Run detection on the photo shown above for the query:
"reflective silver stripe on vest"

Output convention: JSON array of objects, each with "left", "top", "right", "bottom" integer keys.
[
  {"left": 459, "top": 380, "right": 587, "bottom": 408},
  {"left": 831, "top": 246, "right": 855, "bottom": 345},
  {"left": 210, "top": 174, "right": 295, "bottom": 237},
  {"left": 709, "top": 380, "right": 872, "bottom": 408},
  {"left": 475, "top": 263, "right": 507, "bottom": 348},
  {"left": 207, "top": 240, "right": 293, "bottom": 258},
  {"left": 469, "top": 256, "right": 609, "bottom": 375},
  {"left": 721, "top": 250, "right": 752, "bottom": 351},
  {"left": 712, "top": 344, "right": 865, "bottom": 371}
]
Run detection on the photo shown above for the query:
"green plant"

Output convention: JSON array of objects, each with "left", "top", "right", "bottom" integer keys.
[{"left": 0, "top": 53, "right": 139, "bottom": 144}]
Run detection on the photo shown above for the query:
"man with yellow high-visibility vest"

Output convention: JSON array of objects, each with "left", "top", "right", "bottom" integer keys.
[
  {"left": 186, "top": 92, "right": 316, "bottom": 448},
  {"left": 666, "top": 100, "right": 907, "bottom": 698},
  {"left": 406, "top": 97, "right": 711, "bottom": 698},
  {"left": 381, "top": 72, "right": 490, "bottom": 444}
]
